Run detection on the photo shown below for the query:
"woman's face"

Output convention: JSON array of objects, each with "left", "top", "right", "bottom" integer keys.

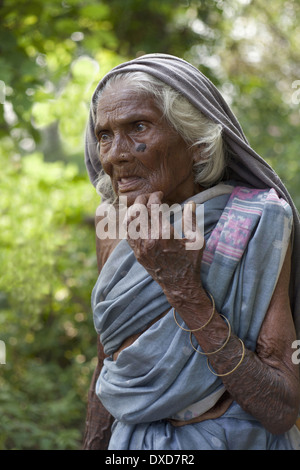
[{"left": 95, "top": 83, "right": 198, "bottom": 206}]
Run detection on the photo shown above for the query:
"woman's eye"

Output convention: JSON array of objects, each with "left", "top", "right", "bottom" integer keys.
[
  {"left": 135, "top": 123, "right": 146, "bottom": 132},
  {"left": 99, "top": 132, "right": 110, "bottom": 142}
]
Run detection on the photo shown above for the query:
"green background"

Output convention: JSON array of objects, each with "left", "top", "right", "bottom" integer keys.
[{"left": 0, "top": 0, "right": 299, "bottom": 449}]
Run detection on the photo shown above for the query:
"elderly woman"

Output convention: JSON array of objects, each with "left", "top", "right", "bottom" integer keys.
[{"left": 83, "top": 54, "right": 300, "bottom": 450}]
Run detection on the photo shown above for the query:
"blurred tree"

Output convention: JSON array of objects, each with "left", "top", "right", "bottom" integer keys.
[{"left": 0, "top": 0, "right": 299, "bottom": 449}]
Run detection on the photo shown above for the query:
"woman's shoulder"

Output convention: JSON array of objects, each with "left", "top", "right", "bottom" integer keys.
[{"left": 224, "top": 180, "right": 293, "bottom": 217}]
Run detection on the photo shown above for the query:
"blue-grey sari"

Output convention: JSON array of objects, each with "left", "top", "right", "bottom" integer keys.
[
  {"left": 92, "top": 183, "right": 300, "bottom": 450},
  {"left": 85, "top": 54, "right": 300, "bottom": 341}
]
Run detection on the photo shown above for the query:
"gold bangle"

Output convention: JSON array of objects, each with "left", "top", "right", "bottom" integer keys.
[
  {"left": 172, "top": 291, "right": 215, "bottom": 333},
  {"left": 189, "top": 314, "right": 231, "bottom": 356},
  {"left": 206, "top": 338, "right": 245, "bottom": 377}
]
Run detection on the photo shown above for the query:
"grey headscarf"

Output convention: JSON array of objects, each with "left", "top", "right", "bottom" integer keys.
[{"left": 84, "top": 53, "right": 300, "bottom": 337}]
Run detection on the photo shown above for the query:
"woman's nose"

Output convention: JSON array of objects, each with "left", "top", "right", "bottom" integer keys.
[{"left": 105, "top": 133, "right": 133, "bottom": 165}]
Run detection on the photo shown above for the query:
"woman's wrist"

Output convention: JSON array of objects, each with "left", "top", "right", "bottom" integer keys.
[
  {"left": 171, "top": 290, "right": 237, "bottom": 359},
  {"left": 163, "top": 282, "right": 207, "bottom": 310},
  {"left": 168, "top": 286, "right": 217, "bottom": 328}
]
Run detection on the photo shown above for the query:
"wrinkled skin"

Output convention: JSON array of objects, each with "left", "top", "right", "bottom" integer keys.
[
  {"left": 124, "top": 191, "right": 204, "bottom": 304},
  {"left": 94, "top": 85, "right": 202, "bottom": 207},
  {"left": 83, "top": 85, "right": 300, "bottom": 449}
]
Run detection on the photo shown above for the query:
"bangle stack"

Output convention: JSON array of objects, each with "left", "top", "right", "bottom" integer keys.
[{"left": 172, "top": 291, "right": 245, "bottom": 377}]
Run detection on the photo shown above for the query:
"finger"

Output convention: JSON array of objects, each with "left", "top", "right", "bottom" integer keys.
[
  {"left": 183, "top": 202, "right": 204, "bottom": 250},
  {"left": 145, "top": 192, "right": 164, "bottom": 238},
  {"left": 134, "top": 194, "right": 149, "bottom": 206},
  {"left": 125, "top": 203, "right": 146, "bottom": 226},
  {"left": 183, "top": 201, "right": 196, "bottom": 234},
  {"left": 146, "top": 191, "right": 164, "bottom": 209}
]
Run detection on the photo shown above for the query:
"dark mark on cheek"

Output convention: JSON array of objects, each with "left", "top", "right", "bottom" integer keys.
[{"left": 136, "top": 143, "right": 147, "bottom": 152}]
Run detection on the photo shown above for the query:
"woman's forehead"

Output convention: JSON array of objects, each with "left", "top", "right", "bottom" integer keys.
[{"left": 95, "top": 85, "right": 162, "bottom": 125}]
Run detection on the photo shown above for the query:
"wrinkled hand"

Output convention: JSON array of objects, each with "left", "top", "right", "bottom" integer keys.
[{"left": 124, "top": 191, "right": 205, "bottom": 307}]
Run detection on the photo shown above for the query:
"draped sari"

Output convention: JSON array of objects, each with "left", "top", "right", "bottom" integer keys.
[
  {"left": 85, "top": 53, "right": 300, "bottom": 450},
  {"left": 85, "top": 54, "right": 300, "bottom": 340},
  {"left": 91, "top": 183, "right": 300, "bottom": 450}
]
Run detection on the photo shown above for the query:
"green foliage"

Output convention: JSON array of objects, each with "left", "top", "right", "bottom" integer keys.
[
  {"left": 0, "top": 0, "right": 299, "bottom": 450},
  {"left": 0, "top": 151, "right": 99, "bottom": 449}
]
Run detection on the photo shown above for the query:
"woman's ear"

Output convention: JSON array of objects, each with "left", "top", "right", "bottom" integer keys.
[{"left": 191, "top": 143, "right": 206, "bottom": 164}]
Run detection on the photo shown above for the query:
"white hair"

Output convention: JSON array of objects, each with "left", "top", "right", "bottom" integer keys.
[{"left": 94, "top": 72, "right": 226, "bottom": 202}]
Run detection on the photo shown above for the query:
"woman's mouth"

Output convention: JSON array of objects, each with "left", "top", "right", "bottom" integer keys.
[{"left": 117, "top": 176, "right": 142, "bottom": 192}]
